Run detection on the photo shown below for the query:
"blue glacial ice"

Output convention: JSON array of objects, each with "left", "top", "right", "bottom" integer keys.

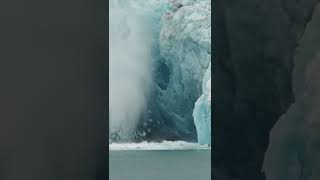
[
  {"left": 153, "top": 0, "right": 211, "bottom": 142},
  {"left": 109, "top": 0, "right": 211, "bottom": 144},
  {"left": 193, "top": 63, "right": 211, "bottom": 145}
]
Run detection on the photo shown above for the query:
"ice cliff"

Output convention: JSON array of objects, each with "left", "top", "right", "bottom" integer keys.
[
  {"left": 109, "top": 0, "right": 211, "bottom": 144},
  {"left": 145, "top": 0, "right": 211, "bottom": 143}
]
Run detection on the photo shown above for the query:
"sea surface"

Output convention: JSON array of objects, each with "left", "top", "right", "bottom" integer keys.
[{"left": 109, "top": 142, "right": 211, "bottom": 180}]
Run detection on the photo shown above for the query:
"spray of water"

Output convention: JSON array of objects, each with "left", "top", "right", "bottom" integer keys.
[{"left": 109, "top": 0, "right": 152, "bottom": 141}]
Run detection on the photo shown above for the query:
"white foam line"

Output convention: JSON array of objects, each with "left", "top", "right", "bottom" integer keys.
[{"left": 109, "top": 141, "right": 211, "bottom": 151}]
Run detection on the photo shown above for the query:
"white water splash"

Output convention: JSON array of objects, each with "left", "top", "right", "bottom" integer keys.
[
  {"left": 109, "top": 0, "right": 153, "bottom": 140},
  {"left": 109, "top": 141, "right": 211, "bottom": 151}
]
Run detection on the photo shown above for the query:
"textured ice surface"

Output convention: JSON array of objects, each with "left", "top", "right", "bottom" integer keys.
[
  {"left": 193, "top": 63, "right": 211, "bottom": 145},
  {"left": 109, "top": 0, "right": 211, "bottom": 142},
  {"left": 151, "top": 0, "right": 211, "bottom": 140},
  {"left": 109, "top": 141, "right": 210, "bottom": 151}
]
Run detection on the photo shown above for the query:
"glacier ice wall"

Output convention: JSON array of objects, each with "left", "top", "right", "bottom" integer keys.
[
  {"left": 148, "top": 0, "right": 211, "bottom": 141},
  {"left": 109, "top": 0, "right": 211, "bottom": 143}
]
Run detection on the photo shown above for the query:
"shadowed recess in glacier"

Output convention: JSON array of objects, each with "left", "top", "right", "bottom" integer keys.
[{"left": 109, "top": 0, "right": 211, "bottom": 145}]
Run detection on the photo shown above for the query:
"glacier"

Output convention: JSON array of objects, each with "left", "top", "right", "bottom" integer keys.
[
  {"left": 152, "top": 0, "right": 211, "bottom": 142},
  {"left": 109, "top": 0, "right": 211, "bottom": 144}
]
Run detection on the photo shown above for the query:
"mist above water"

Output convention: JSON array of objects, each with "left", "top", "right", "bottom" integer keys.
[{"left": 109, "top": 0, "right": 152, "bottom": 141}]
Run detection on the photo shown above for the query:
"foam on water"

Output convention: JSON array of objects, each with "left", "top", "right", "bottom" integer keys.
[{"left": 109, "top": 141, "right": 211, "bottom": 151}]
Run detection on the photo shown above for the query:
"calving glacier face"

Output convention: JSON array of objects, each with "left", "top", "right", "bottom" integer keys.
[
  {"left": 148, "top": 0, "right": 211, "bottom": 141},
  {"left": 109, "top": 0, "right": 211, "bottom": 144}
]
